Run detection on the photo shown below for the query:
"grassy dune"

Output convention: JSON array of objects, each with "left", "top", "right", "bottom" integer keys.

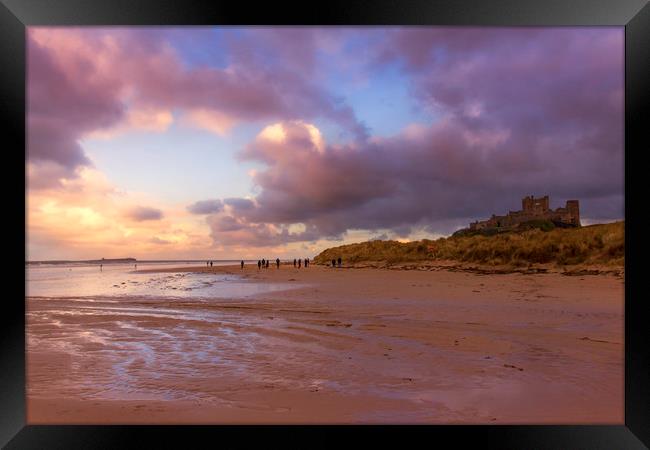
[{"left": 314, "top": 221, "right": 624, "bottom": 268}]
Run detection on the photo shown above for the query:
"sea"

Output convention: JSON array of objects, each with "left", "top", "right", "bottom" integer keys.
[
  {"left": 26, "top": 260, "right": 292, "bottom": 299},
  {"left": 26, "top": 259, "right": 305, "bottom": 402}
]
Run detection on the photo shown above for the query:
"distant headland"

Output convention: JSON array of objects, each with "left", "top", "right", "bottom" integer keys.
[{"left": 89, "top": 258, "right": 137, "bottom": 264}]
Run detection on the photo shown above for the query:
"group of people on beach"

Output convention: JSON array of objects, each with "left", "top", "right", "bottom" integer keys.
[
  {"left": 205, "top": 257, "right": 342, "bottom": 270},
  {"left": 255, "top": 258, "right": 275, "bottom": 269},
  {"left": 248, "top": 258, "right": 311, "bottom": 269},
  {"left": 293, "top": 258, "right": 310, "bottom": 268}
]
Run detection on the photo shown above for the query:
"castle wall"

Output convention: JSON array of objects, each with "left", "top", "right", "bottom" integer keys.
[{"left": 469, "top": 197, "right": 580, "bottom": 230}]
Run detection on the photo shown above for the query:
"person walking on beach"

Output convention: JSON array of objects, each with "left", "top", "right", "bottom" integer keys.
[
  {"left": 331, "top": 259, "right": 336, "bottom": 268},
  {"left": 293, "top": 258, "right": 297, "bottom": 268},
  {"left": 338, "top": 257, "right": 342, "bottom": 268},
  {"left": 298, "top": 258, "right": 302, "bottom": 268},
  {"left": 305, "top": 258, "right": 309, "bottom": 268},
  {"left": 100, "top": 264, "right": 103, "bottom": 271},
  {"left": 258, "top": 260, "right": 261, "bottom": 270},
  {"left": 262, "top": 258, "right": 266, "bottom": 268},
  {"left": 276, "top": 258, "right": 280, "bottom": 269},
  {"left": 210, "top": 261, "right": 213, "bottom": 268},
  {"left": 266, "top": 260, "right": 269, "bottom": 269},
  {"left": 241, "top": 260, "right": 244, "bottom": 270}
]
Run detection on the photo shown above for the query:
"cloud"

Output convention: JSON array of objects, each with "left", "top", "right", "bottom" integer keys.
[
  {"left": 126, "top": 206, "right": 164, "bottom": 221},
  {"left": 208, "top": 26, "right": 624, "bottom": 249},
  {"left": 374, "top": 28, "right": 623, "bottom": 158},
  {"left": 149, "top": 236, "right": 172, "bottom": 245},
  {"left": 209, "top": 215, "right": 244, "bottom": 232},
  {"left": 26, "top": 166, "right": 216, "bottom": 260},
  {"left": 187, "top": 199, "right": 224, "bottom": 215},
  {"left": 86, "top": 107, "right": 174, "bottom": 139},
  {"left": 208, "top": 215, "right": 320, "bottom": 247},
  {"left": 28, "top": 27, "right": 624, "bottom": 252},
  {"left": 223, "top": 197, "right": 256, "bottom": 213},
  {"left": 27, "top": 33, "right": 125, "bottom": 186},
  {"left": 27, "top": 27, "right": 368, "bottom": 189},
  {"left": 180, "top": 108, "right": 237, "bottom": 136}
]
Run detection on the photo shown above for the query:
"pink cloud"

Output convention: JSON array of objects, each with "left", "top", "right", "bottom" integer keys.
[
  {"left": 27, "top": 27, "right": 368, "bottom": 188},
  {"left": 28, "top": 27, "right": 623, "bottom": 249},
  {"left": 27, "top": 32, "right": 125, "bottom": 181},
  {"left": 186, "top": 199, "right": 224, "bottom": 215},
  {"left": 126, "top": 206, "right": 164, "bottom": 222},
  {"left": 206, "top": 26, "right": 624, "bottom": 249}
]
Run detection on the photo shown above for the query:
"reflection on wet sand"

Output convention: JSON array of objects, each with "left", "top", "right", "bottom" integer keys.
[{"left": 27, "top": 264, "right": 624, "bottom": 424}]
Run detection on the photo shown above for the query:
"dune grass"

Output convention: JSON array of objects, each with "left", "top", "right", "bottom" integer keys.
[{"left": 313, "top": 221, "right": 624, "bottom": 267}]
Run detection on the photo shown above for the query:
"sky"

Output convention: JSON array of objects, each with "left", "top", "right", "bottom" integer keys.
[{"left": 26, "top": 26, "right": 624, "bottom": 261}]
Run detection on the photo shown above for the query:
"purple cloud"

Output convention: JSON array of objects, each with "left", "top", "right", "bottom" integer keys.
[
  {"left": 27, "top": 32, "right": 125, "bottom": 185},
  {"left": 206, "top": 28, "right": 623, "bottom": 246},
  {"left": 127, "top": 206, "right": 164, "bottom": 222},
  {"left": 27, "top": 27, "right": 368, "bottom": 189},
  {"left": 27, "top": 27, "right": 623, "bottom": 248},
  {"left": 187, "top": 199, "right": 223, "bottom": 215},
  {"left": 223, "top": 197, "right": 256, "bottom": 212}
]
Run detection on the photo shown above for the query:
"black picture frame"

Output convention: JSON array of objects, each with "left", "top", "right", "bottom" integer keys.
[{"left": 3, "top": 0, "right": 649, "bottom": 448}]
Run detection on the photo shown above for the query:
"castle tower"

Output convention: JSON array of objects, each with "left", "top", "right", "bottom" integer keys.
[
  {"left": 539, "top": 195, "right": 550, "bottom": 211},
  {"left": 566, "top": 200, "right": 580, "bottom": 226},
  {"left": 522, "top": 196, "right": 534, "bottom": 211},
  {"left": 522, "top": 195, "right": 550, "bottom": 214}
]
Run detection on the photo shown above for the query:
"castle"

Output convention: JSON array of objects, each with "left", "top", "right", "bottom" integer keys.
[{"left": 468, "top": 195, "right": 580, "bottom": 231}]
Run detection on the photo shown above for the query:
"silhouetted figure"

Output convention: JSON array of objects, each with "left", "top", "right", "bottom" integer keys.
[
  {"left": 276, "top": 258, "right": 280, "bottom": 268},
  {"left": 100, "top": 264, "right": 103, "bottom": 271},
  {"left": 262, "top": 258, "right": 266, "bottom": 268},
  {"left": 258, "top": 260, "right": 261, "bottom": 270},
  {"left": 331, "top": 259, "right": 336, "bottom": 267},
  {"left": 306, "top": 258, "right": 309, "bottom": 267},
  {"left": 338, "top": 257, "right": 342, "bottom": 268},
  {"left": 293, "top": 259, "right": 297, "bottom": 268},
  {"left": 210, "top": 261, "right": 213, "bottom": 268},
  {"left": 241, "top": 260, "right": 244, "bottom": 269},
  {"left": 266, "top": 260, "right": 269, "bottom": 269},
  {"left": 298, "top": 258, "right": 302, "bottom": 268}
]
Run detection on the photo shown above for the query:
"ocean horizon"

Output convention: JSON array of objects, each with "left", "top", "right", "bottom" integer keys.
[
  {"left": 26, "top": 260, "right": 295, "bottom": 298},
  {"left": 26, "top": 259, "right": 259, "bottom": 267}
]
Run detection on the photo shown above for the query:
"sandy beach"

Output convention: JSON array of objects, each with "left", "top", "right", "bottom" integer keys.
[{"left": 27, "top": 264, "right": 624, "bottom": 424}]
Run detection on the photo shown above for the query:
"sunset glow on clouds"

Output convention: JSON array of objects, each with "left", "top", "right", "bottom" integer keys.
[{"left": 26, "top": 27, "right": 624, "bottom": 260}]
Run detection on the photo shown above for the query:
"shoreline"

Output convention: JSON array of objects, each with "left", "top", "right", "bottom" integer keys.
[{"left": 136, "top": 260, "right": 624, "bottom": 278}]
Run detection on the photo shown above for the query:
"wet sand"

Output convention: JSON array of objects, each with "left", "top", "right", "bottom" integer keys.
[{"left": 27, "top": 264, "right": 624, "bottom": 424}]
